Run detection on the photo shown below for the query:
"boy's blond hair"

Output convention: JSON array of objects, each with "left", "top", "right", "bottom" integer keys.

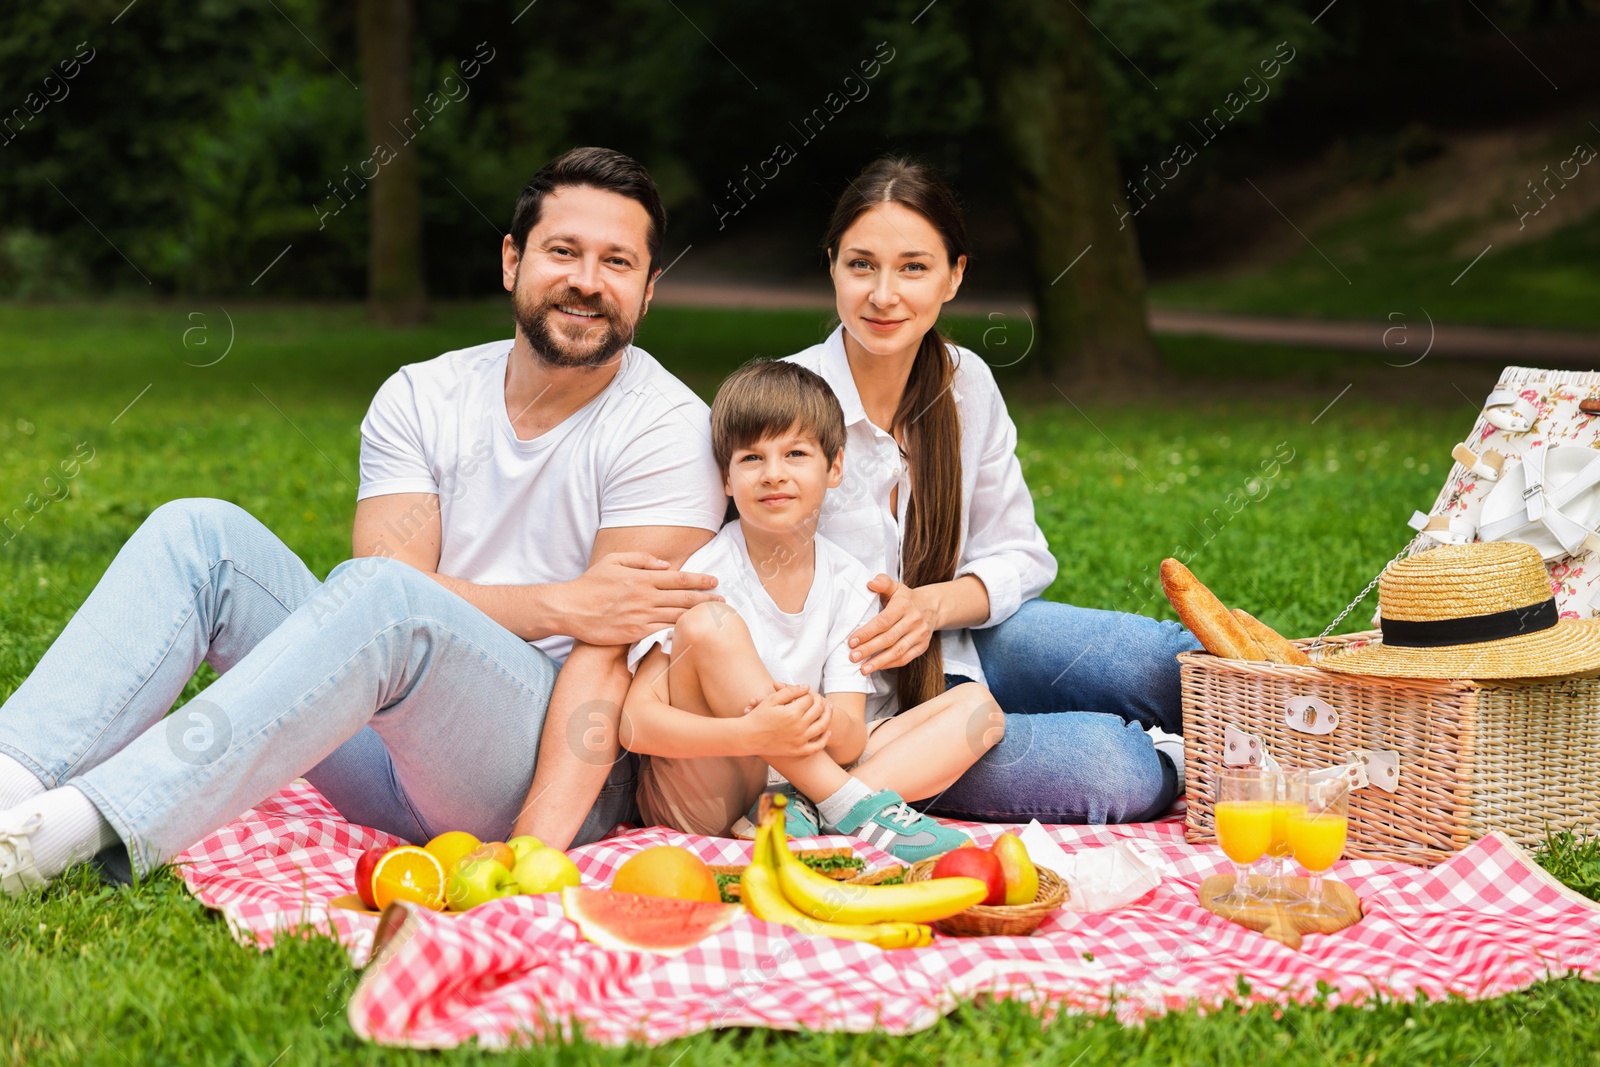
[{"left": 710, "top": 360, "right": 846, "bottom": 472}]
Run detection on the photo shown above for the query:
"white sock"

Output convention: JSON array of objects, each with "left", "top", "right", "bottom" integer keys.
[
  {"left": 0, "top": 752, "right": 46, "bottom": 809},
  {"left": 1146, "top": 726, "right": 1186, "bottom": 793},
  {"left": 10, "top": 786, "right": 120, "bottom": 879},
  {"left": 817, "top": 777, "right": 875, "bottom": 830}
]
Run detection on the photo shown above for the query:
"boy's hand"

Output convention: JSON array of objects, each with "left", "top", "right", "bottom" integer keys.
[{"left": 743, "top": 682, "right": 832, "bottom": 757}]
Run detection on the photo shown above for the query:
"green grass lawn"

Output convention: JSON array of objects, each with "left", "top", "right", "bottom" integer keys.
[{"left": 1, "top": 301, "right": 1596, "bottom": 1064}]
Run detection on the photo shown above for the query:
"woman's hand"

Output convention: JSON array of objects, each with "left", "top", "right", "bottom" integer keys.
[{"left": 848, "top": 574, "right": 935, "bottom": 674}]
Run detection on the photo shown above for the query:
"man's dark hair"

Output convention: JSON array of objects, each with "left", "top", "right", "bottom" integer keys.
[{"left": 509, "top": 147, "right": 666, "bottom": 271}]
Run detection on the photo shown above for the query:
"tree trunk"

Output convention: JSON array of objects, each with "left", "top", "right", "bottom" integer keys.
[
  {"left": 357, "top": 0, "right": 426, "bottom": 325},
  {"left": 968, "top": 0, "right": 1162, "bottom": 389}
]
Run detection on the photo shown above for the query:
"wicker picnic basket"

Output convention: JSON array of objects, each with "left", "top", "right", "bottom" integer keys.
[
  {"left": 902, "top": 859, "right": 1068, "bottom": 936},
  {"left": 1181, "top": 632, "right": 1600, "bottom": 865}
]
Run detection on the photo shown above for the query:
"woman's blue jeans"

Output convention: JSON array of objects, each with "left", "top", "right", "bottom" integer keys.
[
  {"left": 0, "top": 499, "right": 637, "bottom": 882},
  {"left": 924, "top": 598, "right": 1201, "bottom": 824}
]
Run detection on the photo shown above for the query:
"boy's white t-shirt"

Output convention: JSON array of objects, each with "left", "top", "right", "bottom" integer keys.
[
  {"left": 628, "top": 521, "right": 894, "bottom": 721},
  {"left": 357, "top": 338, "right": 727, "bottom": 665}
]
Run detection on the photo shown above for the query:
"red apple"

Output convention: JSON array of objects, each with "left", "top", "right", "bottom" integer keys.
[
  {"left": 354, "top": 845, "right": 390, "bottom": 910},
  {"left": 930, "top": 846, "right": 1006, "bottom": 906}
]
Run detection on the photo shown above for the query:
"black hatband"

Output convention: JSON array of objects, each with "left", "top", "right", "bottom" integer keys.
[{"left": 1380, "top": 598, "right": 1559, "bottom": 648}]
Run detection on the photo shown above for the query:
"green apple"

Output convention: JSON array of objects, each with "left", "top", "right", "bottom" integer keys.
[
  {"left": 445, "top": 854, "right": 519, "bottom": 911},
  {"left": 512, "top": 846, "right": 581, "bottom": 895},
  {"left": 990, "top": 832, "right": 1040, "bottom": 906},
  {"left": 507, "top": 835, "right": 545, "bottom": 864}
]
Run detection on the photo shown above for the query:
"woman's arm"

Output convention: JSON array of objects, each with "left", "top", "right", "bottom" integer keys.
[
  {"left": 849, "top": 364, "right": 1055, "bottom": 673},
  {"left": 850, "top": 573, "right": 988, "bottom": 675},
  {"left": 950, "top": 371, "right": 1057, "bottom": 627},
  {"left": 912, "top": 574, "right": 990, "bottom": 632}
]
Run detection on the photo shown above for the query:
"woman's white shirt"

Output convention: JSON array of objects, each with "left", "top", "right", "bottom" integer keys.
[{"left": 784, "top": 326, "right": 1057, "bottom": 688}]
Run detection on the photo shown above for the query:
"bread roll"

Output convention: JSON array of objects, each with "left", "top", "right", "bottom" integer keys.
[
  {"left": 1231, "top": 608, "right": 1312, "bottom": 666},
  {"left": 1159, "top": 558, "right": 1265, "bottom": 660}
]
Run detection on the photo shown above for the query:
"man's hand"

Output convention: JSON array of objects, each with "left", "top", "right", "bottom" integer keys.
[
  {"left": 742, "top": 682, "right": 832, "bottom": 757},
  {"left": 552, "top": 551, "right": 722, "bottom": 647}
]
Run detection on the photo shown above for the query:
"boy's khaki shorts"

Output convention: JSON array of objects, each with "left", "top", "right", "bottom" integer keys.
[
  {"left": 635, "top": 718, "right": 892, "bottom": 837},
  {"left": 636, "top": 753, "right": 770, "bottom": 837}
]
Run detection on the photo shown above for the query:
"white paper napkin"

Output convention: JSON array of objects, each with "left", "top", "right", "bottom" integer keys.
[{"left": 1017, "top": 820, "right": 1166, "bottom": 913}]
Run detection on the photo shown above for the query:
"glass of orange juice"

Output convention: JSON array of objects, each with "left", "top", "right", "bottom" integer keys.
[
  {"left": 1286, "top": 772, "right": 1350, "bottom": 919},
  {"left": 1262, "top": 772, "right": 1308, "bottom": 903},
  {"left": 1212, "top": 767, "right": 1276, "bottom": 907}
]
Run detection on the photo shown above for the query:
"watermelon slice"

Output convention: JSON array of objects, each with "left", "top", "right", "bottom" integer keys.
[{"left": 562, "top": 887, "right": 742, "bottom": 956}]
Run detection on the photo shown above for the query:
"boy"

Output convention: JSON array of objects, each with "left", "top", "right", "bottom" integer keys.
[{"left": 620, "top": 360, "right": 1003, "bottom": 861}]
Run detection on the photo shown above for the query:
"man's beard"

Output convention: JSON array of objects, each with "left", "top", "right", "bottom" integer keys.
[{"left": 512, "top": 276, "right": 639, "bottom": 370}]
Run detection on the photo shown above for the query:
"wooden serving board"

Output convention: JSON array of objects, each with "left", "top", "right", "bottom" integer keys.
[
  {"left": 328, "top": 892, "right": 461, "bottom": 918},
  {"left": 1199, "top": 875, "right": 1362, "bottom": 950}
]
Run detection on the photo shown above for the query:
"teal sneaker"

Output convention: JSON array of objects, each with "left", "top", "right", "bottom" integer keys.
[
  {"left": 830, "top": 790, "right": 970, "bottom": 862},
  {"left": 731, "top": 786, "right": 821, "bottom": 840}
]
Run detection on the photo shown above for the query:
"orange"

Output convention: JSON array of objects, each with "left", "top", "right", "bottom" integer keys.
[
  {"left": 463, "top": 841, "right": 515, "bottom": 871},
  {"left": 424, "top": 830, "right": 482, "bottom": 876},
  {"left": 372, "top": 845, "right": 446, "bottom": 911},
  {"left": 611, "top": 846, "right": 720, "bottom": 904}
]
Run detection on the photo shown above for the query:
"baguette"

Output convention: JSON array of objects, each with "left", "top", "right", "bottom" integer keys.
[
  {"left": 1159, "top": 558, "right": 1265, "bottom": 660},
  {"left": 1231, "top": 608, "right": 1312, "bottom": 666}
]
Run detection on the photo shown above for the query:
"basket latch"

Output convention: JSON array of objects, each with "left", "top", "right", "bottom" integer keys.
[
  {"left": 1221, "top": 724, "right": 1265, "bottom": 767},
  {"left": 1349, "top": 749, "right": 1399, "bottom": 792},
  {"left": 1284, "top": 696, "right": 1339, "bottom": 735}
]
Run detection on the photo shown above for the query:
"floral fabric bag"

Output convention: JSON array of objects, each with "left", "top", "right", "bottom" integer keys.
[{"left": 1412, "top": 365, "right": 1600, "bottom": 619}]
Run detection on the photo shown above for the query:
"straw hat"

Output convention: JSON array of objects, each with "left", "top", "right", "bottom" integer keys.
[{"left": 1320, "top": 541, "right": 1600, "bottom": 679}]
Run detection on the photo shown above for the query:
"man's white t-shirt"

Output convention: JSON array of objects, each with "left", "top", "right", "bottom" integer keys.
[
  {"left": 357, "top": 338, "right": 727, "bottom": 665},
  {"left": 628, "top": 521, "right": 893, "bottom": 721}
]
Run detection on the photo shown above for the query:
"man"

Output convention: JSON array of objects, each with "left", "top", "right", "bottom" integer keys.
[{"left": 0, "top": 147, "right": 728, "bottom": 894}]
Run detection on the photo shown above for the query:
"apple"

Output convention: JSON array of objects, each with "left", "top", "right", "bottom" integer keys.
[
  {"left": 990, "top": 832, "right": 1040, "bottom": 906},
  {"left": 507, "top": 835, "right": 545, "bottom": 864},
  {"left": 930, "top": 846, "right": 1006, "bottom": 906},
  {"left": 354, "top": 845, "right": 390, "bottom": 910},
  {"left": 512, "top": 846, "right": 581, "bottom": 895},
  {"left": 446, "top": 852, "right": 519, "bottom": 911}
]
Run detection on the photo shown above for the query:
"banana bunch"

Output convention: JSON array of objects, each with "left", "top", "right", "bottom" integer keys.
[{"left": 739, "top": 795, "right": 987, "bottom": 949}]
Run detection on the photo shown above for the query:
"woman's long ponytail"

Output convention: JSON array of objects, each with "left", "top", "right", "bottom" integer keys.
[{"left": 822, "top": 157, "right": 968, "bottom": 710}]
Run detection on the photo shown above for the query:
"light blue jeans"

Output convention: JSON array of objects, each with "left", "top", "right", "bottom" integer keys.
[
  {"left": 0, "top": 498, "right": 637, "bottom": 883},
  {"left": 925, "top": 598, "right": 1201, "bottom": 824}
]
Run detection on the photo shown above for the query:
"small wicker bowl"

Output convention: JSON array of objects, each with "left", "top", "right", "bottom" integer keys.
[{"left": 904, "top": 858, "right": 1068, "bottom": 937}]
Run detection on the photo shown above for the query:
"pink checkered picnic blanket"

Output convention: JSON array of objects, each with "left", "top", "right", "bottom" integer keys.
[{"left": 174, "top": 781, "right": 1600, "bottom": 1049}]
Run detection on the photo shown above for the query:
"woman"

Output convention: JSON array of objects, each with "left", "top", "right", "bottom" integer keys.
[{"left": 785, "top": 157, "right": 1201, "bottom": 823}]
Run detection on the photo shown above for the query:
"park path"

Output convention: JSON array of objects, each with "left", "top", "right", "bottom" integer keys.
[{"left": 651, "top": 279, "right": 1600, "bottom": 364}]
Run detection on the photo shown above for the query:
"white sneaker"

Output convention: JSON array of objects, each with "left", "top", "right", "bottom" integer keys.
[
  {"left": 1146, "top": 727, "right": 1186, "bottom": 795},
  {"left": 0, "top": 807, "right": 48, "bottom": 897}
]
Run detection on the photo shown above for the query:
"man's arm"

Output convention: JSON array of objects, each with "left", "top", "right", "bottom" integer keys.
[
  {"left": 508, "top": 524, "right": 715, "bottom": 847},
  {"left": 353, "top": 492, "right": 543, "bottom": 625},
  {"left": 352, "top": 493, "right": 718, "bottom": 645}
]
